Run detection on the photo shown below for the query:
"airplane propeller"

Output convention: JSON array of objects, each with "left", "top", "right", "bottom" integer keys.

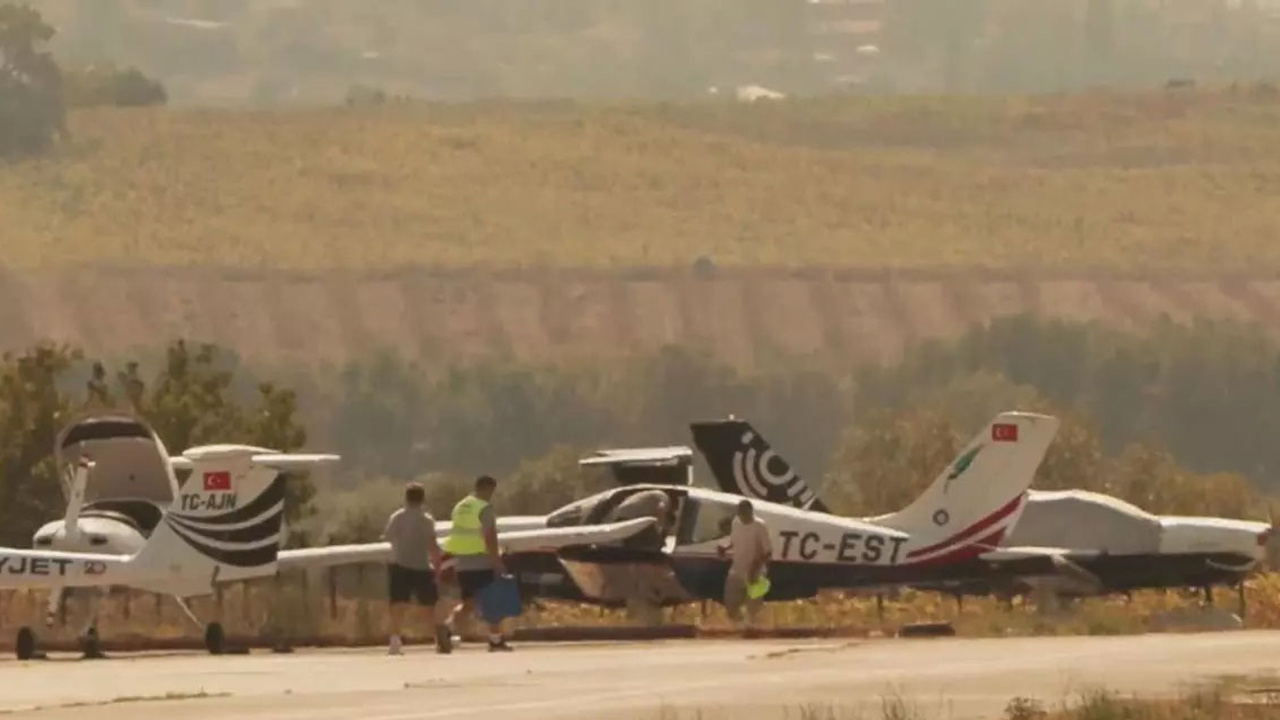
[{"left": 46, "top": 458, "right": 92, "bottom": 628}]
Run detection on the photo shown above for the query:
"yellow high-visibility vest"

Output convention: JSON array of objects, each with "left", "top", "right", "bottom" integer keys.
[{"left": 445, "top": 495, "right": 489, "bottom": 556}]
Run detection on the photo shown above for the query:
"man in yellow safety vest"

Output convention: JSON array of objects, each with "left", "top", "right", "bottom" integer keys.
[{"left": 443, "top": 475, "right": 512, "bottom": 651}]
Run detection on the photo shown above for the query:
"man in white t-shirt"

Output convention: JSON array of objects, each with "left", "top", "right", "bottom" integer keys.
[{"left": 717, "top": 500, "right": 772, "bottom": 626}]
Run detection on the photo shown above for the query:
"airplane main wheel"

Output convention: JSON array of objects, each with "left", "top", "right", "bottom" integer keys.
[
  {"left": 15, "top": 627, "right": 36, "bottom": 661},
  {"left": 82, "top": 628, "right": 105, "bottom": 660},
  {"left": 205, "top": 622, "right": 225, "bottom": 655}
]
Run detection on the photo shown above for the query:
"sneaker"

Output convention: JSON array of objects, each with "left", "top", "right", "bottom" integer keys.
[
  {"left": 435, "top": 625, "right": 453, "bottom": 655},
  {"left": 487, "top": 639, "right": 513, "bottom": 652},
  {"left": 388, "top": 635, "right": 403, "bottom": 656}
]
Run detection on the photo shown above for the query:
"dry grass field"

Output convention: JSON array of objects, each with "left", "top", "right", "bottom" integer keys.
[
  {"left": 4, "top": 89, "right": 1280, "bottom": 272},
  {"left": 5, "top": 91, "right": 1280, "bottom": 368}
]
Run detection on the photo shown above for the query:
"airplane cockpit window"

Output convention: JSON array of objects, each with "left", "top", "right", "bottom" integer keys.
[
  {"left": 546, "top": 492, "right": 614, "bottom": 528},
  {"left": 56, "top": 414, "right": 176, "bottom": 506},
  {"left": 600, "top": 488, "right": 683, "bottom": 550},
  {"left": 676, "top": 496, "right": 738, "bottom": 546},
  {"left": 82, "top": 500, "right": 164, "bottom": 535}
]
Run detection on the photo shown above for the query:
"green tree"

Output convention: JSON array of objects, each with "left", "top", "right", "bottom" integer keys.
[
  {"left": 0, "top": 344, "right": 82, "bottom": 545},
  {"left": 332, "top": 351, "right": 431, "bottom": 479},
  {"left": 1032, "top": 412, "right": 1110, "bottom": 494},
  {"left": 824, "top": 407, "right": 961, "bottom": 516},
  {"left": 81, "top": 341, "right": 316, "bottom": 535},
  {"left": 0, "top": 2, "right": 66, "bottom": 159},
  {"left": 501, "top": 444, "right": 614, "bottom": 515}
]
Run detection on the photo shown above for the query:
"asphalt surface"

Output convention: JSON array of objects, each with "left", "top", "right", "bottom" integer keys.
[{"left": 2, "top": 632, "right": 1279, "bottom": 719}]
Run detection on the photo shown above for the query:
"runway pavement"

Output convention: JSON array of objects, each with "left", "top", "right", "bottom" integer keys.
[{"left": 2, "top": 632, "right": 1280, "bottom": 719}]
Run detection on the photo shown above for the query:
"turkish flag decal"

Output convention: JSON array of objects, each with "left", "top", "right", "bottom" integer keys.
[
  {"left": 991, "top": 423, "right": 1019, "bottom": 442},
  {"left": 203, "top": 471, "right": 232, "bottom": 492}
]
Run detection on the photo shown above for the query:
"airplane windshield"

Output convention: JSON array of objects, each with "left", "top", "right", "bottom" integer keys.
[
  {"left": 678, "top": 497, "right": 738, "bottom": 546},
  {"left": 546, "top": 492, "right": 613, "bottom": 528}
]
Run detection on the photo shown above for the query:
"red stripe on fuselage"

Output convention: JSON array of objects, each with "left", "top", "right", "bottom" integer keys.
[
  {"left": 905, "top": 528, "right": 1008, "bottom": 566},
  {"left": 904, "top": 494, "right": 1024, "bottom": 561}
]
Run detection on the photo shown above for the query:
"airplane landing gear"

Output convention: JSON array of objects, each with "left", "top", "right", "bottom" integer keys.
[
  {"left": 15, "top": 627, "right": 37, "bottom": 661},
  {"left": 174, "top": 596, "right": 234, "bottom": 655},
  {"left": 205, "top": 622, "right": 225, "bottom": 655},
  {"left": 81, "top": 627, "right": 105, "bottom": 660},
  {"left": 79, "top": 589, "right": 106, "bottom": 659}
]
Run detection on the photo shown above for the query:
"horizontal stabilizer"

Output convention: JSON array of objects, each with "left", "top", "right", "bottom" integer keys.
[
  {"left": 250, "top": 453, "right": 342, "bottom": 469},
  {"left": 171, "top": 453, "right": 340, "bottom": 471}
]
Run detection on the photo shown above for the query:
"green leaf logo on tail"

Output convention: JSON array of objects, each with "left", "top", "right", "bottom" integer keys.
[{"left": 943, "top": 446, "right": 982, "bottom": 494}]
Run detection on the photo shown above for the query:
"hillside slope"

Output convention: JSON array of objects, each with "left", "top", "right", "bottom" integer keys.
[
  {"left": 5, "top": 92, "right": 1280, "bottom": 272},
  {"left": 3, "top": 267, "right": 1279, "bottom": 371}
]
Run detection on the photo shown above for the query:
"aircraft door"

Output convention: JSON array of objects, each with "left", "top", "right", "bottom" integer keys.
[{"left": 670, "top": 496, "right": 738, "bottom": 600}]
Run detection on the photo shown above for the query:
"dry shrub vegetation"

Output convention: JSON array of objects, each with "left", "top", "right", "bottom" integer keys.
[
  {"left": 4, "top": 89, "right": 1280, "bottom": 272},
  {"left": 8, "top": 571, "right": 1280, "bottom": 652}
]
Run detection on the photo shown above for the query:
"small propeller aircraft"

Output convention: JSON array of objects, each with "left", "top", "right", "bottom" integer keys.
[
  {"left": 24, "top": 414, "right": 664, "bottom": 650},
  {"left": 6, "top": 414, "right": 331, "bottom": 660},
  {"left": 182, "top": 413, "right": 1066, "bottom": 624},
  {"left": 534, "top": 412, "right": 1064, "bottom": 616},
  {"left": 689, "top": 415, "right": 1274, "bottom": 614}
]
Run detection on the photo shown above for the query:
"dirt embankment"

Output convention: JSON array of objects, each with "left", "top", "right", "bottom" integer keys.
[{"left": 2, "top": 267, "right": 1278, "bottom": 371}]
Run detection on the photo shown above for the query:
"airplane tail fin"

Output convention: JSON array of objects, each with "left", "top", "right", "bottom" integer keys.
[
  {"left": 130, "top": 446, "right": 339, "bottom": 596},
  {"left": 689, "top": 418, "right": 829, "bottom": 512},
  {"left": 876, "top": 412, "right": 1059, "bottom": 564}
]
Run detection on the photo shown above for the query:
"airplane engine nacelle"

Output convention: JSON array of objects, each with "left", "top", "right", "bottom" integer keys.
[{"left": 32, "top": 517, "right": 147, "bottom": 556}]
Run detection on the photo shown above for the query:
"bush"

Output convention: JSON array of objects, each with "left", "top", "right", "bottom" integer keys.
[
  {"left": 64, "top": 63, "right": 166, "bottom": 107},
  {"left": 0, "top": 3, "right": 66, "bottom": 159}
]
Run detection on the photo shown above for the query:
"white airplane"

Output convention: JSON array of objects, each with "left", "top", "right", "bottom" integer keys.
[
  {"left": 6, "top": 423, "right": 320, "bottom": 660},
  {"left": 527, "top": 412, "right": 1065, "bottom": 613},
  {"left": 689, "top": 415, "right": 1273, "bottom": 611},
  {"left": 27, "top": 414, "right": 662, "bottom": 651}
]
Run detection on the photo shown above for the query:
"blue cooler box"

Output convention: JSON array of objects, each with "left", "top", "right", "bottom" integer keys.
[{"left": 478, "top": 574, "right": 523, "bottom": 624}]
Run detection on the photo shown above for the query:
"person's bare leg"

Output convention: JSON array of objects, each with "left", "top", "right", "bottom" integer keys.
[
  {"left": 388, "top": 603, "right": 406, "bottom": 654},
  {"left": 389, "top": 603, "right": 406, "bottom": 636}
]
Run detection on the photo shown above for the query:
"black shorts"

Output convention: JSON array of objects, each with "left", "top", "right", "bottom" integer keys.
[
  {"left": 457, "top": 569, "right": 495, "bottom": 601},
  {"left": 388, "top": 564, "right": 438, "bottom": 606}
]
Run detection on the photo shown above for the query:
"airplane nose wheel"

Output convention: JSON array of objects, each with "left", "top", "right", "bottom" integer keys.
[
  {"left": 205, "top": 622, "right": 225, "bottom": 655},
  {"left": 15, "top": 627, "right": 37, "bottom": 661},
  {"left": 81, "top": 627, "right": 105, "bottom": 660}
]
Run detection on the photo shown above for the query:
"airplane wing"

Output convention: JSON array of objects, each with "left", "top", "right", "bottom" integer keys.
[
  {"left": 170, "top": 453, "right": 340, "bottom": 471},
  {"left": 277, "top": 518, "right": 657, "bottom": 572}
]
